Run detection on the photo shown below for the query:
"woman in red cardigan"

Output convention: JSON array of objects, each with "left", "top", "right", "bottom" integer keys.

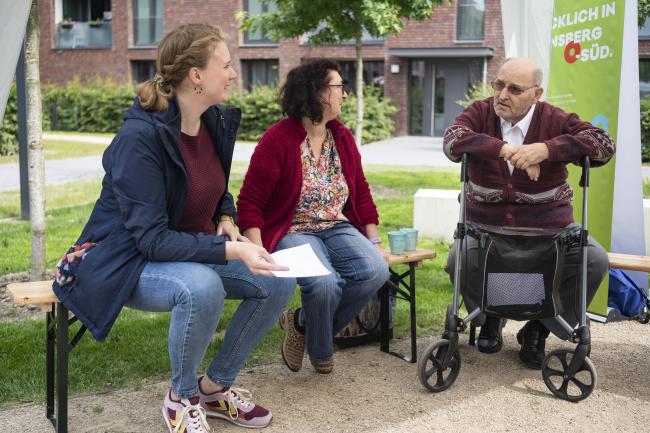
[{"left": 237, "top": 59, "right": 389, "bottom": 374}]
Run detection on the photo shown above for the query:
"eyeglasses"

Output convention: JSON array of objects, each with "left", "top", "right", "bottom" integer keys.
[
  {"left": 327, "top": 83, "right": 349, "bottom": 94},
  {"left": 490, "top": 79, "right": 538, "bottom": 96}
]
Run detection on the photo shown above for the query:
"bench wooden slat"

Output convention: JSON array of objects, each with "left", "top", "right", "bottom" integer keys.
[
  {"left": 608, "top": 253, "right": 650, "bottom": 273},
  {"left": 6, "top": 281, "right": 57, "bottom": 312},
  {"left": 384, "top": 248, "right": 436, "bottom": 265}
]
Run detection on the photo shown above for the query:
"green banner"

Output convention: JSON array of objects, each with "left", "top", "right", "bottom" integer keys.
[{"left": 547, "top": 0, "right": 625, "bottom": 316}]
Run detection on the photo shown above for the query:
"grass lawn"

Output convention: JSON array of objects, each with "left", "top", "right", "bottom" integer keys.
[{"left": 0, "top": 164, "right": 459, "bottom": 408}]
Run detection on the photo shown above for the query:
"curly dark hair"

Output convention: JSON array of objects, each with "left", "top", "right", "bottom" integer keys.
[{"left": 280, "top": 59, "right": 341, "bottom": 123}]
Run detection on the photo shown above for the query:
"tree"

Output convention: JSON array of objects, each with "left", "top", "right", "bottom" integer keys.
[
  {"left": 25, "top": 0, "right": 46, "bottom": 280},
  {"left": 239, "top": 0, "right": 443, "bottom": 145},
  {"left": 640, "top": 0, "right": 650, "bottom": 28}
]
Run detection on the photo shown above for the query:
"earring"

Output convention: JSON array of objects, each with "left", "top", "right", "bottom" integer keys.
[{"left": 194, "top": 85, "right": 203, "bottom": 94}]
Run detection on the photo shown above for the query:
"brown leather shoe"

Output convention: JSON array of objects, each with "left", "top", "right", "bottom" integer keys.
[
  {"left": 279, "top": 309, "right": 306, "bottom": 372},
  {"left": 310, "top": 358, "right": 334, "bottom": 374}
]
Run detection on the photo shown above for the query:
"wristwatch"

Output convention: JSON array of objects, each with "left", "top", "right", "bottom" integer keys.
[{"left": 219, "top": 215, "right": 235, "bottom": 225}]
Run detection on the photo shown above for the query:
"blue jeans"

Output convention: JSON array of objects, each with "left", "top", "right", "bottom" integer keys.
[
  {"left": 125, "top": 260, "right": 296, "bottom": 398},
  {"left": 277, "top": 223, "right": 389, "bottom": 362}
]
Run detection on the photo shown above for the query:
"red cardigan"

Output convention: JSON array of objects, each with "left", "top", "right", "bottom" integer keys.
[{"left": 237, "top": 117, "right": 379, "bottom": 252}]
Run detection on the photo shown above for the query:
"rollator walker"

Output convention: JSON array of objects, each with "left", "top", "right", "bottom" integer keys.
[{"left": 417, "top": 154, "right": 596, "bottom": 402}]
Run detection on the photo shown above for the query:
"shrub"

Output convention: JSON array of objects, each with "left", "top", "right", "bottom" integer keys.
[
  {"left": 0, "top": 84, "right": 18, "bottom": 156},
  {"left": 456, "top": 82, "right": 492, "bottom": 109},
  {"left": 1, "top": 80, "right": 398, "bottom": 153},
  {"left": 42, "top": 77, "right": 134, "bottom": 133},
  {"left": 641, "top": 96, "right": 650, "bottom": 162},
  {"left": 225, "top": 86, "right": 282, "bottom": 141},
  {"left": 338, "top": 85, "right": 397, "bottom": 144}
]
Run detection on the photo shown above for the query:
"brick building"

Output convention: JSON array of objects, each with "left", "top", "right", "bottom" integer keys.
[{"left": 38, "top": 0, "right": 505, "bottom": 136}]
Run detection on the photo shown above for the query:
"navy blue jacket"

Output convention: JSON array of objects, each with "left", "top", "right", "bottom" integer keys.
[{"left": 53, "top": 98, "right": 241, "bottom": 341}]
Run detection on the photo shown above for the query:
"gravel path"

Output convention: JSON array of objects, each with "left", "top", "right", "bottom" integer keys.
[{"left": 4, "top": 319, "right": 650, "bottom": 432}]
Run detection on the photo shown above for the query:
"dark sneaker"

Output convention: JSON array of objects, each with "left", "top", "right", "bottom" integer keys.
[
  {"left": 162, "top": 389, "right": 210, "bottom": 433},
  {"left": 199, "top": 378, "right": 272, "bottom": 428},
  {"left": 279, "top": 308, "right": 306, "bottom": 372}
]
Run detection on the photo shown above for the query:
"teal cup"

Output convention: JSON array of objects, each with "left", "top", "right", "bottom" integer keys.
[
  {"left": 400, "top": 228, "right": 418, "bottom": 251},
  {"left": 387, "top": 231, "right": 407, "bottom": 255}
]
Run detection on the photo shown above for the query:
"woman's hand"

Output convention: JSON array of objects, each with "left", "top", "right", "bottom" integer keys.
[
  {"left": 225, "top": 241, "right": 288, "bottom": 276},
  {"left": 217, "top": 220, "right": 249, "bottom": 242}
]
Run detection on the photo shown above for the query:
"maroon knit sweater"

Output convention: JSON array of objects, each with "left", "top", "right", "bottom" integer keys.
[
  {"left": 443, "top": 98, "right": 615, "bottom": 228},
  {"left": 237, "top": 117, "right": 379, "bottom": 252},
  {"left": 176, "top": 123, "right": 225, "bottom": 234}
]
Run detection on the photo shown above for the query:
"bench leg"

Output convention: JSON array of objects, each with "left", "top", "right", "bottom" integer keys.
[
  {"left": 408, "top": 263, "right": 417, "bottom": 363},
  {"left": 56, "top": 303, "right": 69, "bottom": 433},
  {"left": 379, "top": 282, "right": 390, "bottom": 353},
  {"left": 46, "top": 308, "right": 55, "bottom": 422}
]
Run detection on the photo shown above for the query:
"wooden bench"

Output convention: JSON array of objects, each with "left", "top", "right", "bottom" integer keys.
[
  {"left": 6, "top": 280, "right": 85, "bottom": 433},
  {"left": 12, "top": 249, "right": 641, "bottom": 429},
  {"left": 607, "top": 252, "right": 650, "bottom": 272},
  {"left": 5, "top": 248, "right": 436, "bottom": 430},
  {"left": 379, "top": 248, "right": 437, "bottom": 363}
]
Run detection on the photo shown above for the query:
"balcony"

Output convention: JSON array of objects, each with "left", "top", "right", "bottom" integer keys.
[{"left": 56, "top": 21, "right": 112, "bottom": 49}]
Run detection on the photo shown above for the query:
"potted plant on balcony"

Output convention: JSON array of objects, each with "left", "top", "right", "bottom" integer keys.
[
  {"left": 89, "top": 18, "right": 104, "bottom": 28},
  {"left": 60, "top": 18, "right": 73, "bottom": 29}
]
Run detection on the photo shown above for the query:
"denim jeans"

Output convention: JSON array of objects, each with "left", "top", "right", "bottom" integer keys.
[
  {"left": 125, "top": 259, "right": 296, "bottom": 398},
  {"left": 277, "top": 223, "right": 389, "bottom": 362}
]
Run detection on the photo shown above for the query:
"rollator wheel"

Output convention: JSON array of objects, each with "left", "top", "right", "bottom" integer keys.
[
  {"left": 417, "top": 339, "right": 461, "bottom": 393},
  {"left": 541, "top": 348, "right": 597, "bottom": 402}
]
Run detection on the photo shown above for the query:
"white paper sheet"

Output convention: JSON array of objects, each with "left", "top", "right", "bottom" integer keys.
[{"left": 270, "top": 243, "right": 331, "bottom": 278}]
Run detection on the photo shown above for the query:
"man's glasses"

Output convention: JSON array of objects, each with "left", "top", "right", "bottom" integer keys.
[{"left": 490, "top": 79, "right": 538, "bottom": 96}]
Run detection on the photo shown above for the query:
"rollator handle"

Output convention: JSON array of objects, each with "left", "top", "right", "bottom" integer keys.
[
  {"left": 460, "top": 153, "right": 469, "bottom": 182},
  {"left": 579, "top": 156, "right": 590, "bottom": 187}
]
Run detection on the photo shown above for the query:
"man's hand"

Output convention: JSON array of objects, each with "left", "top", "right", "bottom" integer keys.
[
  {"left": 217, "top": 220, "right": 249, "bottom": 242},
  {"left": 508, "top": 142, "right": 549, "bottom": 170},
  {"left": 525, "top": 164, "right": 540, "bottom": 181},
  {"left": 499, "top": 143, "right": 518, "bottom": 160}
]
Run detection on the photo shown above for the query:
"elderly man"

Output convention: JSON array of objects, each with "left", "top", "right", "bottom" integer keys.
[{"left": 443, "top": 57, "right": 615, "bottom": 369}]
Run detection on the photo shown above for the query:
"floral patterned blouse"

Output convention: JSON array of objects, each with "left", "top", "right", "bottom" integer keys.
[{"left": 289, "top": 128, "right": 350, "bottom": 233}]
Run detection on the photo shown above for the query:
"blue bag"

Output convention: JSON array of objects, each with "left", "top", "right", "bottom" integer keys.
[{"left": 608, "top": 268, "right": 648, "bottom": 317}]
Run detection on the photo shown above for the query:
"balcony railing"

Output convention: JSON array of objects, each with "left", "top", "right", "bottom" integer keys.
[{"left": 56, "top": 22, "right": 112, "bottom": 49}]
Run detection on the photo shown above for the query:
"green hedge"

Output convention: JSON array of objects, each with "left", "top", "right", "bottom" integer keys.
[
  {"left": 0, "top": 84, "right": 18, "bottom": 156},
  {"left": 227, "top": 84, "right": 397, "bottom": 143},
  {"left": 225, "top": 86, "right": 282, "bottom": 141},
  {"left": 641, "top": 96, "right": 650, "bottom": 162},
  {"left": 42, "top": 77, "right": 134, "bottom": 133},
  {"left": 339, "top": 85, "right": 397, "bottom": 143},
  {"left": 0, "top": 80, "right": 398, "bottom": 156}
]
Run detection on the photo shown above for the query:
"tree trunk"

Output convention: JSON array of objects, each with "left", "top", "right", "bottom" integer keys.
[
  {"left": 354, "top": 36, "right": 363, "bottom": 147},
  {"left": 26, "top": 0, "right": 46, "bottom": 281}
]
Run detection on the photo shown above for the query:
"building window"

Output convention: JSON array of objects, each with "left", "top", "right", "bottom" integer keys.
[
  {"left": 244, "top": 0, "right": 277, "bottom": 45},
  {"left": 457, "top": 0, "right": 485, "bottom": 41},
  {"left": 337, "top": 61, "right": 384, "bottom": 93},
  {"left": 134, "top": 0, "right": 163, "bottom": 46},
  {"left": 131, "top": 60, "right": 156, "bottom": 83},
  {"left": 56, "top": 0, "right": 112, "bottom": 49},
  {"left": 302, "top": 28, "right": 384, "bottom": 45},
  {"left": 62, "top": 0, "right": 111, "bottom": 22},
  {"left": 241, "top": 60, "right": 279, "bottom": 90}
]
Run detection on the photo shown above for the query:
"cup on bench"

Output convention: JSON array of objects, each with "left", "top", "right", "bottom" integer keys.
[
  {"left": 387, "top": 231, "right": 407, "bottom": 255},
  {"left": 400, "top": 228, "right": 418, "bottom": 251}
]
